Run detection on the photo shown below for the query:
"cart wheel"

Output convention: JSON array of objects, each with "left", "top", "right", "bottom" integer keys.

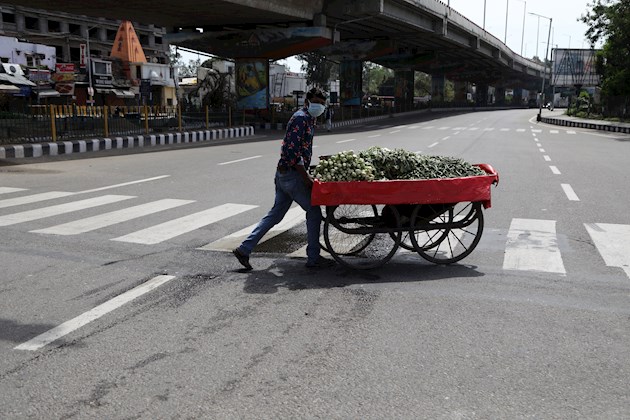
[
  {"left": 411, "top": 202, "right": 484, "bottom": 264},
  {"left": 324, "top": 204, "right": 401, "bottom": 270},
  {"left": 320, "top": 205, "right": 376, "bottom": 255},
  {"left": 406, "top": 204, "right": 453, "bottom": 251}
]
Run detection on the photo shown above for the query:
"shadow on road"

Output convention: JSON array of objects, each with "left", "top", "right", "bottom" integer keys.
[
  {"left": 0, "top": 318, "right": 57, "bottom": 344},
  {"left": 242, "top": 259, "right": 484, "bottom": 294}
]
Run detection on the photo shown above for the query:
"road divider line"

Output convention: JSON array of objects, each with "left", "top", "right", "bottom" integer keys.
[
  {"left": 336, "top": 138, "right": 356, "bottom": 143},
  {"left": 78, "top": 175, "right": 171, "bottom": 194},
  {"left": 550, "top": 166, "right": 561, "bottom": 175},
  {"left": 428, "top": 142, "right": 439, "bottom": 148},
  {"left": 368, "top": 134, "right": 381, "bottom": 138},
  {"left": 441, "top": 136, "right": 450, "bottom": 140},
  {"left": 218, "top": 155, "right": 262, "bottom": 166},
  {"left": 389, "top": 130, "right": 401, "bottom": 134},
  {"left": 539, "top": 148, "right": 546, "bottom": 152},
  {"left": 561, "top": 184, "right": 580, "bottom": 201},
  {"left": 14, "top": 275, "right": 176, "bottom": 351},
  {"left": 543, "top": 155, "right": 551, "bottom": 161}
]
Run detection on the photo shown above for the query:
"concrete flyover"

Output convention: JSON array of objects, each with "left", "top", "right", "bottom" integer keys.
[{"left": 6, "top": 0, "right": 548, "bottom": 96}]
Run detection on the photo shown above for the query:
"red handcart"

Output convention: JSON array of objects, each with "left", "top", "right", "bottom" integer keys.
[{"left": 311, "top": 164, "right": 499, "bottom": 269}]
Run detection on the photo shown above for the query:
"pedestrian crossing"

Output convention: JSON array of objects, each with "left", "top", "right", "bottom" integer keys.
[{"left": 2, "top": 187, "right": 630, "bottom": 279}]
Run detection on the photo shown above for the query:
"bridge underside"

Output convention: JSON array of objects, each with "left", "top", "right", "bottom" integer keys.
[{"left": 7, "top": 0, "right": 545, "bottom": 89}]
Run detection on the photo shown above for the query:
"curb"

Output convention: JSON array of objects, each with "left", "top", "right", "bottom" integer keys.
[
  {"left": 0, "top": 126, "right": 255, "bottom": 159},
  {"left": 541, "top": 116, "right": 630, "bottom": 134}
]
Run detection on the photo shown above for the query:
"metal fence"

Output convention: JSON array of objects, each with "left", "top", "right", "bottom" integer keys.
[{"left": 0, "top": 105, "right": 249, "bottom": 145}]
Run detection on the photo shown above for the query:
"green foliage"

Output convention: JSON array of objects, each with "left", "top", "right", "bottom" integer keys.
[
  {"left": 297, "top": 51, "right": 336, "bottom": 91},
  {"left": 581, "top": 0, "right": 630, "bottom": 98}
]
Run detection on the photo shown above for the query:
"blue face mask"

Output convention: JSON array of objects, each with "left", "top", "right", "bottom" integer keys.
[{"left": 308, "top": 103, "right": 326, "bottom": 118}]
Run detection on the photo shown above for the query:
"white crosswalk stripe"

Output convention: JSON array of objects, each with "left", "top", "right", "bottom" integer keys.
[
  {"left": 199, "top": 206, "right": 304, "bottom": 251},
  {"left": 503, "top": 218, "right": 566, "bottom": 274},
  {"left": 0, "top": 191, "right": 76, "bottom": 209},
  {"left": 30, "top": 199, "right": 195, "bottom": 235},
  {"left": 112, "top": 203, "right": 258, "bottom": 245},
  {"left": 0, "top": 195, "right": 135, "bottom": 227},
  {"left": 0, "top": 187, "right": 27, "bottom": 195},
  {"left": 585, "top": 223, "right": 630, "bottom": 279}
]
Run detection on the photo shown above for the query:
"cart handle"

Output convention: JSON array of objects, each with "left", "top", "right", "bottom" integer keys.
[{"left": 475, "top": 163, "right": 499, "bottom": 186}]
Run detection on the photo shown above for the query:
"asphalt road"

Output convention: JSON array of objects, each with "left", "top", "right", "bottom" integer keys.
[{"left": 1, "top": 109, "right": 629, "bottom": 419}]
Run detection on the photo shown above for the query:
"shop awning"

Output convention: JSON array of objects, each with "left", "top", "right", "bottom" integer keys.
[
  {"left": 0, "top": 84, "right": 20, "bottom": 92},
  {"left": 37, "top": 89, "right": 61, "bottom": 98},
  {"left": 113, "top": 89, "right": 135, "bottom": 98}
]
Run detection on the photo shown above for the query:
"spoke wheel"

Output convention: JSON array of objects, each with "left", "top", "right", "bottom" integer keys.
[
  {"left": 411, "top": 202, "right": 484, "bottom": 264},
  {"left": 402, "top": 204, "right": 451, "bottom": 251},
  {"left": 324, "top": 204, "right": 401, "bottom": 270}
]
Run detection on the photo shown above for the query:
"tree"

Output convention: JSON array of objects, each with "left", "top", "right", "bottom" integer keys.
[
  {"left": 581, "top": 0, "right": 630, "bottom": 115},
  {"left": 297, "top": 51, "right": 336, "bottom": 90}
]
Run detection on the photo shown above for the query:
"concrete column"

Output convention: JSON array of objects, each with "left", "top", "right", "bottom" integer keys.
[
  {"left": 475, "top": 83, "right": 488, "bottom": 106},
  {"left": 513, "top": 88, "right": 524, "bottom": 105},
  {"left": 394, "top": 69, "right": 414, "bottom": 112},
  {"left": 454, "top": 81, "right": 469, "bottom": 103},
  {"left": 340, "top": 60, "right": 362, "bottom": 106},
  {"left": 495, "top": 86, "right": 506, "bottom": 105},
  {"left": 431, "top": 74, "right": 446, "bottom": 103}
]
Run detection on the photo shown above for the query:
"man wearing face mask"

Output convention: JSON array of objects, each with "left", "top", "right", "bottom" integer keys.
[{"left": 232, "top": 87, "right": 335, "bottom": 270}]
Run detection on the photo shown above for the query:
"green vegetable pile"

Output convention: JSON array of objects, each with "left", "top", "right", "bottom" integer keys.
[{"left": 312, "top": 146, "right": 485, "bottom": 182}]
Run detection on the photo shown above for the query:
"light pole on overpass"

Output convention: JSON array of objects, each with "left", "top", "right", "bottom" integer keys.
[{"left": 529, "top": 12, "right": 552, "bottom": 122}]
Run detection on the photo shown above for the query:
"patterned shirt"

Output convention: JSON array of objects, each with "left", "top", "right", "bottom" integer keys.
[{"left": 278, "top": 107, "right": 315, "bottom": 169}]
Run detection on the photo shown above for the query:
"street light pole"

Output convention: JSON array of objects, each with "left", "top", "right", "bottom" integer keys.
[
  {"left": 84, "top": 26, "right": 98, "bottom": 106},
  {"left": 529, "top": 12, "right": 552, "bottom": 121},
  {"left": 504, "top": 0, "right": 509, "bottom": 44},
  {"left": 518, "top": 0, "right": 526, "bottom": 56},
  {"left": 483, "top": 0, "right": 487, "bottom": 30}
]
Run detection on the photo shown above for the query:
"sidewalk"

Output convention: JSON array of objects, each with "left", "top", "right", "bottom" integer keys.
[{"left": 540, "top": 109, "right": 630, "bottom": 134}]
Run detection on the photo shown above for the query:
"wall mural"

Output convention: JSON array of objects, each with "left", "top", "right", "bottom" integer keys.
[
  {"left": 236, "top": 59, "right": 268, "bottom": 110},
  {"left": 340, "top": 60, "right": 362, "bottom": 106}
]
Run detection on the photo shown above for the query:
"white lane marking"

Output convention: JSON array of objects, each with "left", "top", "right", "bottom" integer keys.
[
  {"left": 438, "top": 127, "right": 450, "bottom": 130},
  {"left": 483, "top": 128, "right": 494, "bottom": 131},
  {"left": 585, "top": 223, "right": 630, "bottom": 279},
  {"left": 453, "top": 131, "right": 461, "bottom": 135},
  {"left": 441, "top": 136, "right": 450, "bottom": 140},
  {"left": 428, "top": 142, "right": 439, "bottom": 148},
  {"left": 567, "top": 130, "right": 576, "bottom": 134},
  {"left": 561, "top": 184, "right": 580, "bottom": 201},
  {"left": 389, "top": 130, "right": 401, "bottom": 134},
  {"left": 536, "top": 143, "right": 542, "bottom": 147},
  {"left": 31, "top": 199, "right": 194, "bottom": 235},
  {"left": 532, "top": 129, "right": 542, "bottom": 133},
  {"left": 503, "top": 218, "right": 566, "bottom": 274},
  {"left": 550, "top": 130, "right": 559, "bottom": 134},
  {"left": 112, "top": 203, "right": 257, "bottom": 245},
  {"left": 0, "top": 191, "right": 75, "bottom": 209},
  {"left": 368, "top": 134, "right": 381, "bottom": 138},
  {"left": 336, "top": 138, "right": 356, "bottom": 143},
  {"left": 468, "top": 127, "right": 479, "bottom": 131},
  {"left": 549, "top": 166, "right": 561, "bottom": 175},
  {"left": 422, "top": 126, "right": 435, "bottom": 130},
  {"left": 415, "top": 150, "right": 423, "bottom": 154},
  {"left": 539, "top": 148, "right": 546, "bottom": 152},
  {"left": 452, "top": 127, "right": 467, "bottom": 131},
  {"left": 14, "top": 275, "right": 176, "bottom": 351},
  {"left": 500, "top": 128, "right": 510, "bottom": 131},
  {"left": 218, "top": 155, "right": 262, "bottom": 166},
  {"left": 0, "top": 187, "right": 27, "bottom": 195},
  {"left": 517, "top": 129, "right": 526, "bottom": 132},
  {"left": 77, "top": 175, "right": 171, "bottom": 194},
  {"left": 543, "top": 155, "right": 551, "bottom": 161},
  {"left": 407, "top": 126, "right": 419, "bottom": 129},
  {"left": 199, "top": 205, "right": 304, "bottom": 251},
  {"left": 0, "top": 195, "right": 134, "bottom": 227}
]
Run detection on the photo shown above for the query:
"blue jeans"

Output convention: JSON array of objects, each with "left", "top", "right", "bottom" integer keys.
[{"left": 238, "top": 169, "right": 322, "bottom": 263}]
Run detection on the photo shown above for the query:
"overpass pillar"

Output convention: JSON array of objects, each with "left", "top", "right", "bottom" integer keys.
[
  {"left": 454, "top": 81, "right": 469, "bottom": 103},
  {"left": 495, "top": 86, "right": 506, "bottom": 105},
  {"left": 394, "top": 69, "right": 414, "bottom": 112},
  {"left": 431, "top": 74, "right": 446, "bottom": 103},
  {"left": 340, "top": 60, "right": 362, "bottom": 106},
  {"left": 513, "top": 88, "right": 524, "bottom": 106},
  {"left": 475, "top": 83, "right": 489, "bottom": 106}
]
